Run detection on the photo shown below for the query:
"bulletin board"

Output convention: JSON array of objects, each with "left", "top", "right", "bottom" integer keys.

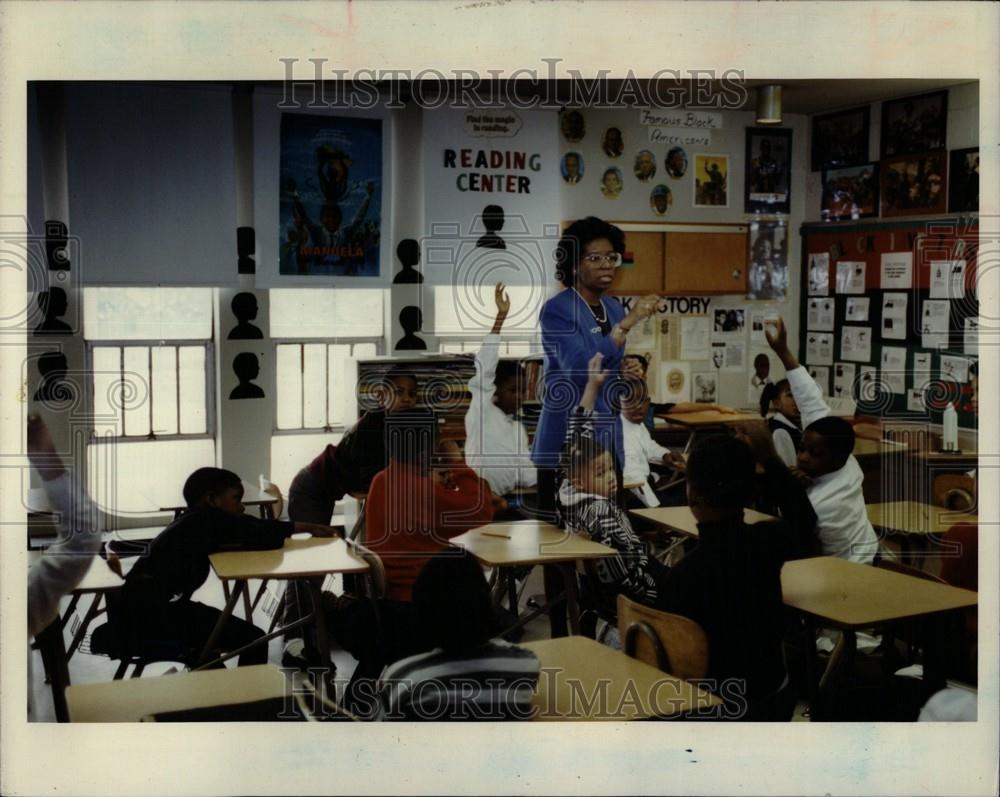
[{"left": 799, "top": 218, "right": 978, "bottom": 429}]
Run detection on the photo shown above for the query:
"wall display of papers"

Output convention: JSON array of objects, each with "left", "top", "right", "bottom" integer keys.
[
  {"left": 833, "top": 362, "right": 857, "bottom": 400},
  {"left": 807, "top": 366, "right": 830, "bottom": 396},
  {"left": 805, "top": 332, "right": 834, "bottom": 365},
  {"left": 801, "top": 220, "right": 978, "bottom": 428}
]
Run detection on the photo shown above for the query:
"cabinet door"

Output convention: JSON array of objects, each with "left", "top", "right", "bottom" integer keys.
[
  {"left": 610, "top": 230, "right": 664, "bottom": 294},
  {"left": 664, "top": 229, "right": 748, "bottom": 294}
]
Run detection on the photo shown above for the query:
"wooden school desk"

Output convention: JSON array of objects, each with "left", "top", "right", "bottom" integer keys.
[
  {"left": 656, "top": 410, "right": 761, "bottom": 453},
  {"left": 66, "top": 664, "right": 287, "bottom": 722},
  {"left": 780, "top": 556, "right": 978, "bottom": 701},
  {"left": 523, "top": 636, "right": 721, "bottom": 721},
  {"left": 201, "top": 537, "right": 368, "bottom": 697},
  {"left": 630, "top": 505, "right": 777, "bottom": 538},
  {"left": 32, "top": 558, "right": 124, "bottom": 722},
  {"left": 451, "top": 520, "right": 614, "bottom": 635},
  {"left": 867, "top": 501, "right": 978, "bottom": 565}
]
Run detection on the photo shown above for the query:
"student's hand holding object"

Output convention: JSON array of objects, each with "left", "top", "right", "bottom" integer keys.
[
  {"left": 663, "top": 451, "right": 687, "bottom": 472},
  {"left": 789, "top": 467, "right": 813, "bottom": 488},
  {"left": 763, "top": 316, "right": 800, "bottom": 371}
]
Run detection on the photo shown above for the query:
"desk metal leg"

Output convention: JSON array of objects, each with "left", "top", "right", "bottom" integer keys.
[
  {"left": 506, "top": 570, "right": 519, "bottom": 619},
  {"left": 197, "top": 581, "right": 245, "bottom": 665},
  {"left": 559, "top": 563, "right": 581, "bottom": 636},
  {"left": 35, "top": 619, "right": 70, "bottom": 722},
  {"left": 681, "top": 430, "right": 696, "bottom": 455},
  {"left": 301, "top": 579, "right": 337, "bottom": 703},
  {"left": 241, "top": 581, "right": 254, "bottom": 622}
]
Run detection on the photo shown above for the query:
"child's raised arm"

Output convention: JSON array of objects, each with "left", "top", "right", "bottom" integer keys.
[
  {"left": 579, "top": 352, "right": 608, "bottom": 412},
  {"left": 491, "top": 282, "right": 510, "bottom": 335}
]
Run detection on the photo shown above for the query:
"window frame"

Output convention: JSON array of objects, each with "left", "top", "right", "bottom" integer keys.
[
  {"left": 84, "top": 339, "right": 217, "bottom": 444},
  {"left": 272, "top": 337, "right": 384, "bottom": 435}
]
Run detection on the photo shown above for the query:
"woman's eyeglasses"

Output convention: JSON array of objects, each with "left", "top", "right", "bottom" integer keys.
[{"left": 582, "top": 252, "right": 623, "bottom": 268}]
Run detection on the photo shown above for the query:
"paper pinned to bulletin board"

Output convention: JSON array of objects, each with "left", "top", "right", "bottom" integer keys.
[{"left": 659, "top": 361, "right": 692, "bottom": 403}]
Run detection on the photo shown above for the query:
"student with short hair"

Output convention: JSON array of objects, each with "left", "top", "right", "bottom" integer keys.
[
  {"left": 112, "top": 467, "right": 335, "bottom": 668},
  {"left": 621, "top": 353, "right": 733, "bottom": 432},
  {"left": 463, "top": 282, "right": 537, "bottom": 507},
  {"left": 619, "top": 375, "right": 686, "bottom": 508},
  {"left": 377, "top": 551, "right": 541, "bottom": 721},
  {"left": 656, "top": 428, "right": 818, "bottom": 720},
  {"left": 764, "top": 317, "right": 879, "bottom": 563},
  {"left": 760, "top": 378, "right": 801, "bottom": 467}
]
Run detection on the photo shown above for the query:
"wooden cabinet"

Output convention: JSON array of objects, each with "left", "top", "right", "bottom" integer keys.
[{"left": 599, "top": 222, "right": 749, "bottom": 295}]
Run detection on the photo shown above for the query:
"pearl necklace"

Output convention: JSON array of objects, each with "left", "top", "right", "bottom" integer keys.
[{"left": 574, "top": 289, "right": 607, "bottom": 324}]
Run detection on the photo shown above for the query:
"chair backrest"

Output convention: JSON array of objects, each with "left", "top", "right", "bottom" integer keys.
[
  {"left": 616, "top": 594, "right": 709, "bottom": 681},
  {"left": 932, "top": 473, "right": 976, "bottom": 511},
  {"left": 349, "top": 542, "right": 386, "bottom": 599},
  {"left": 876, "top": 558, "right": 948, "bottom": 584}
]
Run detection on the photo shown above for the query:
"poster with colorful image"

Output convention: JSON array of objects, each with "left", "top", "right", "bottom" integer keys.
[
  {"left": 693, "top": 154, "right": 729, "bottom": 207},
  {"left": 279, "top": 113, "right": 383, "bottom": 277}
]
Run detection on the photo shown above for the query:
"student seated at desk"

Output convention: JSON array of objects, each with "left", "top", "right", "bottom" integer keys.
[
  {"left": 377, "top": 551, "right": 540, "bottom": 721},
  {"left": 111, "top": 468, "right": 335, "bottom": 668},
  {"left": 656, "top": 432, "right": 818, "bottom": 721},
  {"left": 765, "top": 317, "right": 879, "bottom": 563},
  {"left": 327, "top": 408, "right": 495, "bottom": 715},
  {"left": 620, "top": 375, "right": 687, "bottom": 508},
  {"left": 622, "top": 353, "right": 732, "bottom": 432},
  {"left": 558, "top": 354, "right": 673, "bottom": 608},
  {"left": 463, "top": 282, "right": 537, "bottom": 513},
  {"left": 759, "top": 378, "right": 800, "bottom": 468}
]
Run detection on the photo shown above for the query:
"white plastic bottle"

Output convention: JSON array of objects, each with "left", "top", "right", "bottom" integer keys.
[{"left": 942, "top": 402, "right": 958, "bottom": 452}]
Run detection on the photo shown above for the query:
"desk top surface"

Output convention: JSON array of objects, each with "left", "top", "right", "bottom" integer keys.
[
  {"left": 853, "top": 438, "right": 910, "bottom": 457},
  {"left": 524, "top": 636, "right": 721, "bottom": 721},
  {"left": 451, "top": 521, "right": 615, "bottom": 566},
  {"left": 629, "top": 505, "right": 777, "bottom": 537},
  {"left": 780, "top": 556, "right": 977, "bottom": 628},
  {"left": 73, "top": 560, "right": 124, "bottom": 593},
  {"left": 867, "top": 501, "right": 978, "bottom": 536},
  {"left": 66, "top": 664, "right": 286, "bottom": 723},
  {"left": 209, "top": 536, "right": 367, "bottom": 580},
  {"left": 656, "top": 410, "right": 760, "bottom": 427}
]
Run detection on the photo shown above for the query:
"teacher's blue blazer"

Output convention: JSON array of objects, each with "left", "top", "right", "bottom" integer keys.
[{"left": 531, "top": 288, "right": 626, "bottom": 470}]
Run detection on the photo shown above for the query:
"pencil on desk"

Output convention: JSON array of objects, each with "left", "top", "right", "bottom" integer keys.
[{"left": 480, "top": 531, "right": 511, "bottom": 539}]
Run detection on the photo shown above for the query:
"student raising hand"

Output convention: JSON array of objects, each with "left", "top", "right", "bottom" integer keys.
[
  {"left": 491, "top": 282, "right": 510, "bottom": 334},
  {"left": 764, "top": 316, "right": 800, "bottom": 371},
  {"left": 580, "top": 352, "right": 608, "bottom": 411}
]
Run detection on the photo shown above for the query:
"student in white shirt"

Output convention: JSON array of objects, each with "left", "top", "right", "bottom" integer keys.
[
  {"left": 761, "top": 378, "right": 801, "bottom": 468},
  {"left": 464, "top": 283, "right": 537, "bottom": 508},
  {"left": 620, "top": 375, "right": 686, "bottom": 507},
  {"left": 765, "top": 317, "right": 879, "bottom": 564}
]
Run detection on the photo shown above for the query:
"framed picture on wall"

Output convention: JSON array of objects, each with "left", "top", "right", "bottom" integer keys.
[
  {"left": 821, "top": 163, "right": 879, "bottom": 220},
  {"left": 744, "top": 128, "right": 791, "bottom": 214},
  {"left": 880, "top": 90, "right": 948, "bottom": 157},
  {"left": 880, "top": 151, "right": 947, "bottom": 217},
  {"left": 693, "top": 153, "right": 729, "bottom": 207},
  {"left": 948, "top": 147, "right": 979, "bottom": 213},
  {"left": 811, "top": 106, "right": 870, "bottom": 171}
]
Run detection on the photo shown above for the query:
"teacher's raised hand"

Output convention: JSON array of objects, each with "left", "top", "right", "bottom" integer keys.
[{"left": 612, "top": 294, "right": 662, "bottom": 346}]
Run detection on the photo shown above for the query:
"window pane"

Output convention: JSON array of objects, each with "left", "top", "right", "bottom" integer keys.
[
  {"left": 269, "top": 432, "right": 343, "bottom": 503},
  {"left": 505, "top": 341, "right": 533, "bottom": 356},
  {"left": 151, "top": 347, "right": 179, "bottom": 436},
  {"left": 178, "top": 346, "right": 207, "bottom": 434},
  {"left": 440, "top": 342, "right": 465, "bottom": 353},
  {"left": 83, "top": 287, "right": 213, "bottom": 340},
  {"left": 327, "top": 344, "right": 351, "bottom": 425},
  {"left": 275, "top": 344, "right": 303, "bottom": 430},
  {"left": 91, "top": 347, "right": 123, "bottom": 436},
  {"left": 353, "top": 342, "right": 377, "bottom": 360},
  {"left": 270, "top": 289, "right": 384, "bottom": 338},
  {"left": 122, "top": 346, "right": 150, "bottom": 437},
  {"left": 87, "top": 438, "right": 215, "bottom": 515},
  {"left": 302, "top": 344, "right": 327, "bottom": 428},
  {"left": 431, "top": 285, "right": 542, "bottom": 335}
]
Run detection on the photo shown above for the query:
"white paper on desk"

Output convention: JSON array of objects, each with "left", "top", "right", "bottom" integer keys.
[
  {"left": 833, "top": 362, "right": 856, "bottom": 400},
  {"left": 658, "top": 360, "right": 692, "bottom": 402},
  {"left": 881, "top": 346, "right": 907, "bottom": 395},
  {"left": 921, "top": 300, "right": 950, "bottom": 349},
  {"left": 845, "top": 297, "right": 870, "bottom": 323},
  {"left": 679, "top": 316, "right": 711, "bottom": 360},
  {"left": 880, "top": 251, "right": 912, "bottom": 289},
  {"left": 808, "top": 252, "right": 830, "bottom": 296},
  {"left": 722, "top": 341, "right": 745, "bottom": 372},
  {"left": 964, "top": 318, "right": 978, "bottom": 355},
  {"left": 840, "top": 326, "right": 872, "bottom": 362},
  {"left": 930, "top": 260, "right": 966, "bottom": 299},
  {"left": 806, "top": 332, "right": 834, "bottom": 365},
  {"left": 807, "top": 298, "right": 835, "bottom": 331},
  {"left": 940, "top": 354, "right": 970, "bottom": 383},
  {"left": 808, "top": 366, "right": 830, "bottom": 396},
  {"left": 881, "top": 292, "right": 908, "bottom": 340},
  {"left": 836, "top": 260, "right": 866, "bottom": 294},
  {"left": 907, "top": 387, "right": 926, "bottom": 413},
  {"left": 912, "top": 351, "right": 932, "bottom": 385}
]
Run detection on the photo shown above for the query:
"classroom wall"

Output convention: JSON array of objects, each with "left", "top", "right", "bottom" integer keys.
[{"left": 26, "top": 81, "right": 978, "bottom": 525}]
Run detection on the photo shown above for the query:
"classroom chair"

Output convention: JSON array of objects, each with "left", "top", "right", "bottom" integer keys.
[{"left": 617, "top": 594, "right": 709, "bottom": 681}]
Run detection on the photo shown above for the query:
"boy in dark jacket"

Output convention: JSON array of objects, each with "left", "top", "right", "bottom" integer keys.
[
  {"left": 657, "top": 427, "right": 818, "bottom": 720},
  {"left": 114, "top": 468, "right": 335, "bottom": 667}
]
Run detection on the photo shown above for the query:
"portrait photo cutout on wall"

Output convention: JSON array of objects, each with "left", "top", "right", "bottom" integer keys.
[
  {"left": 821, "top": 163, "right": 879, "bottom": 221},
  {"left": 744, "top": 128, "right": 791, "bottom": 214},
  {"left": 880, "top": 151, "right": 947, "bottom": 218},
  {"left": 811, "top": 106, "right": 870, "bottom": 171}
]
